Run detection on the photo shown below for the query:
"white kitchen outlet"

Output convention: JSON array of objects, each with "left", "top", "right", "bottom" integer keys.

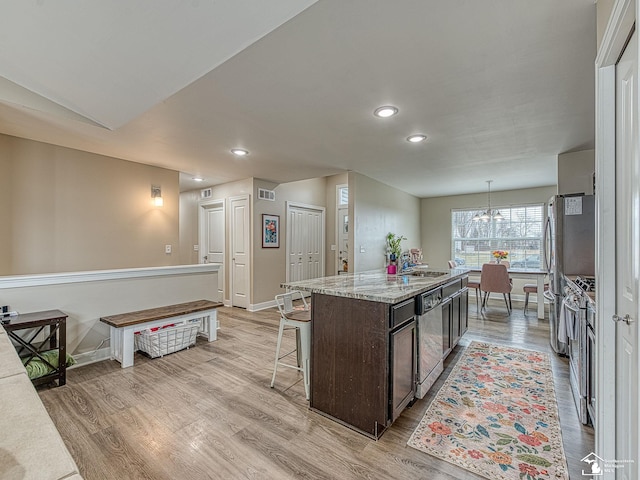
[
  {"left": 360, "top": 245, "right": 366, "bottom": 253},
  {"left": 165, "top": 245, "right": 172, "bottom": 254}
]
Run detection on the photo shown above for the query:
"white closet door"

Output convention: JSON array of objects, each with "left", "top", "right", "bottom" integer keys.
[
  {"left": 230, "top": 195, "right": 250, "bottom": 308},
  {"left": 287, "top": 203, "right": 325, "bottom": 283}
]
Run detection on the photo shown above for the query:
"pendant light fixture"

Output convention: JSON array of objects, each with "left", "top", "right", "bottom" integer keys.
[{"left": 473, "top": 180, "right": 503, "bottom": 222}]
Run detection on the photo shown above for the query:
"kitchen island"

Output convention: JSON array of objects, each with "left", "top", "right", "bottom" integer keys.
[{"left": 281, "top": 267, "right": 469, "bottom": 439}]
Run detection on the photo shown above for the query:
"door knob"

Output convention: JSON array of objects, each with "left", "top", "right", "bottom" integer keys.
[
  {"left": 612, "top": 313, "right": 634, "bottom": 325},
  {"left": 203, "top": 255, "right": 208, "bottom": 262}
]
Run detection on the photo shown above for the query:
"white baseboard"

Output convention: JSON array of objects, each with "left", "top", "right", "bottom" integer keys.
[
  {"left": 249, "top": 299, "right": 277, "bottom": 312},
  {"left": 70, "top": 347, "right": 111, "bottom": 368}
]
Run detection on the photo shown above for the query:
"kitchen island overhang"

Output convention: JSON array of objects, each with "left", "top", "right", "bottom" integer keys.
[{"left": 281, "top": 268, "right": 469, "bottom": 439}]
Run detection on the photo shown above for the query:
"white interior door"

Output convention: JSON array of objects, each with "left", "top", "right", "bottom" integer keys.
[
  {"left": 199, "top": 200, "right": 225, "bottom": 300},
  {"left": 230, "top": 195, "right": 250, "bottom": 308},
  {"left": 287, "top": 203, "right": 324, "bottom": 282},
  {"left": 337, "top": 207, "right": 349, "bottom": 273},
  {"left": 614, "top": 31, "right": 639, "bottom": 480}
]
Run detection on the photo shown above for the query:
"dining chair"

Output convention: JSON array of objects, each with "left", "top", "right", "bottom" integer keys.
[
  {"left": 450, "top": 260, "right": 481, "bottom": 312},
  {"left": 271, "top": 291, "right": 311, "bottom": 400},
  {"left": 480, "top": 263, "right": 513, "bottom": 314},
  {"left": 523, "top": 283, "right": 550, "bottom": 314}
]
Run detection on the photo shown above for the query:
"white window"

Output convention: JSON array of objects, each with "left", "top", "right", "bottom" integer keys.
[
  {"left": 338, "top": 186, "right": 349, "bottom": 206},
  {"left": 451, "top": 204, "right": 544, "bottom": 268}
]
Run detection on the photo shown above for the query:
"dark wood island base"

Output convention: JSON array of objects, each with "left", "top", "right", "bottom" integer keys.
[
  {"left": 310, "top": 293, "right": 393, "bottom": 438},
  {"left": 283, "top": 269, "right": 469, "bottom": 439}
]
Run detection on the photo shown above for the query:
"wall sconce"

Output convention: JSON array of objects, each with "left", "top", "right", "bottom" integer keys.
[{"left": 151, "top": 185, "right": 163, "bottom": 207}]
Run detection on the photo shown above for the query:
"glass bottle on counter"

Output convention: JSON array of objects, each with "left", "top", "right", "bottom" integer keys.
[{"left": 387, "top": 254, "right": 397, "bottom": 274}]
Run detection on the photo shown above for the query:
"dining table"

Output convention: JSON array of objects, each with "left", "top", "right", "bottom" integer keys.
[{"left": 468, "top": 267, "right": 547, "bottom": 319}]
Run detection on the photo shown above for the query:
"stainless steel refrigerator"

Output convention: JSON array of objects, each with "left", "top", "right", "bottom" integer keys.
[{"left": 544, "top": 194, "right": 595, "bottom": 355}]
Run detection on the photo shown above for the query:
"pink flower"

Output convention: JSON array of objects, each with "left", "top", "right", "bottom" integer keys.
[
  {"left": 468, "top": 450, "right": 484, "bottom": 459},
  {"left": 518, "top": 434, "right": 542, "bottom": 446},
  {"left": 484, "top": 402, "right": 508, "bottom": 413},
  {"left": 519, "top": 463, "right": 539, "bottom": 475},
  {"left": 492, "top": 365, "right": 510, "bottom": 372},
  {"left": 428, "top": 422, "right": 452, "bottom": 435}
]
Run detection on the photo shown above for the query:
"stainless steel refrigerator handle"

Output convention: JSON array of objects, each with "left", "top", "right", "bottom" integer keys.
[
  {"left": 543, "top": 216, "right": 551, "bottom": 272},
  {"left": 543, "top": 290, "right": 556, "bottom": 302},
  {"left": 612, "top": 314, "right": 634, "bottom": 325}
]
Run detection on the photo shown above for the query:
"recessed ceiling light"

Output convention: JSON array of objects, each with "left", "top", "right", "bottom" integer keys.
[
  {"left": 193, "top": 176, "right": 204, "bottom": 182},
  {"left": 231, "top": 148, "right": 249, "bottom": 156},
  {"left": 374, "top": 106, "right": 398, "bottom": 118},
  {"left": 407, "top": 134, "right": 427, "bottom": 143}
]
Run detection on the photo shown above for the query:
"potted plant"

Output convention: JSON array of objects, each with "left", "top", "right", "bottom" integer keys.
[{"left": 386, "top": 232, "right": 407, "bottom": 261}]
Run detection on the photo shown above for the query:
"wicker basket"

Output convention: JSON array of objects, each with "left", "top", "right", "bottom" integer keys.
[{"left": 135, "top": 322, "right": 199, "bottom": 358}]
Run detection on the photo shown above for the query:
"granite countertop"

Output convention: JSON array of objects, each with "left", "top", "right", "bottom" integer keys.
[{"left": 281, "top": 267, "right": 469, "bottom": 304}]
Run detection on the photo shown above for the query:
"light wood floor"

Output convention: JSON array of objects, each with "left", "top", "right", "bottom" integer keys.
[{"left": 39, "top": 298, "right": 594, "bottom": 479}]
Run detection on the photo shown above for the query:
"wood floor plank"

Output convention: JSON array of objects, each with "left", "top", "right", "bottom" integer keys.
[{"left": 38, "top": 300, "right": 594, "bottom": 479}]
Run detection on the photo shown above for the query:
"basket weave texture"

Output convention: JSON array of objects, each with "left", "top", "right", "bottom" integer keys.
[{"left": 135, "top": 322, "right": 199, "bottom": 358}]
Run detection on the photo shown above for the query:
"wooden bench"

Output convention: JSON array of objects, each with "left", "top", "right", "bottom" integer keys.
[{"left": 100, "top": 300, "right": 222, "bottom": 368}]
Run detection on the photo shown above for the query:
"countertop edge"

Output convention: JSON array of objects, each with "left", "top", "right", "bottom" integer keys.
[{"left": 281, "top": 268, "right": 469, "bottom": 304}]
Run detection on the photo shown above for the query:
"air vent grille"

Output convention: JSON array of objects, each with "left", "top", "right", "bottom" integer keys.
[{"left": 258, "top": 188, "right": 275, "bottom": 201}]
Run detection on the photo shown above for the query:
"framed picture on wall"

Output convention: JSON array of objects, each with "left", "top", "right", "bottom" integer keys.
[{"left": 262, "top": 214, "right": 280, "bottom": 248}]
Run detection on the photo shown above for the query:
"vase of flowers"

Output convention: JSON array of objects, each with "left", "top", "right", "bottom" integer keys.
[{"left": 492, "top": 250, "right": 509, "bottom": 263}]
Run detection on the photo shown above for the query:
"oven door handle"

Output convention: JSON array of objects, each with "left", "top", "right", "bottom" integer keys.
[
  {"left": 562, "top": 296, "right": 581, "bottom": 313},
  {"left": 543, "top": 290, "right": 556, "bottom": 303}
]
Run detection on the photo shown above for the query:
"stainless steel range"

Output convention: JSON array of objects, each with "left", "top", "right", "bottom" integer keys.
[{"left": 563, "top": 275, "right": 595, "bottom": 426}]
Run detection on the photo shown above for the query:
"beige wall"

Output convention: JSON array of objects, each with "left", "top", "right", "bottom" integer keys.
[
  {"left": 350, "top": 172, "right": 421, "bottom": 272},
  {"left": 0, "top": 136, "right": 12, "bottom": 272},
  {"left": 179, "top": 190, "right": 200, "bottom": 265},
  {"left": 420, "top": 186, "right": 557, "bottom": 270},
  {"left": 253, "top": 177, "right": 328, "bottom": 306},
  {"left": 597, "top": 0, "right": 616, "bottom": 49},
  {"left": 558, "top": 149, "right": 595, "bottom": 195},
  {"left": 186, "top": 176, "right": 331, "bottom": 307},
  {"left": 1, "top": 134, "right": 180, "bottom": 276}
]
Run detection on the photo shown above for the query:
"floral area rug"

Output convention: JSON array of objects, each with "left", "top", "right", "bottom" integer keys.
[{"left": 407, "top": 341, "right": 568, "bottom": 480}]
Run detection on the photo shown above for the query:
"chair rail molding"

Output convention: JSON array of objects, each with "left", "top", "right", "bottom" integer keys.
[{"left": 0, "top": 264, "right": 220, "bottom": 289}]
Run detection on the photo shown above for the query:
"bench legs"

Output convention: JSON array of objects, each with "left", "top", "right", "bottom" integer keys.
[
  {"left": 198, "top": 310, "right": 218, "bottom": 342},
  {"left": 108, "top": 309, "right": 219, "bottom": 368}
]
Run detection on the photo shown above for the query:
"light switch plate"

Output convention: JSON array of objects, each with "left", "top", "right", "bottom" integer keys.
[
  {"left": 165, "top": 245, "right": 172, "bottom": 254},
  {"left": 193, "top": 245, "right": 199, "bottom": 251}
]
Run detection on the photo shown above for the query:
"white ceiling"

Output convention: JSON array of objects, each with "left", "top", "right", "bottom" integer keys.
[{"left": 0, "top": 0, "right": 596, "bottom": 198}]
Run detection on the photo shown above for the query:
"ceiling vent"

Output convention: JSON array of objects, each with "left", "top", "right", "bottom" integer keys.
[
  {"left": 258, "top": 188, "right": 275, "bottom": 201},
  {"left": 201, "top": 188, "right": 212, "bottom": 199}
]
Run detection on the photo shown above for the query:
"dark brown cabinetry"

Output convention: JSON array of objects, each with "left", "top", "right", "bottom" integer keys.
[
  {"left": 308, "top": 274, "right": 468, "bottom": 439},
  {"left": 441, "top": 280, "right": 469, "bottom": 358},
  {"left": 310, "top": 293, "right": 416, "bottom": 438},
  {"left": 389, "top": 299, "right": 416, "bottom": 422}
]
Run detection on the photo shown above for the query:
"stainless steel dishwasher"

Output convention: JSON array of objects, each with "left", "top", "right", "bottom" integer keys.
[{"left": 415, "top": 288, "right": 444, "bottom": 398}]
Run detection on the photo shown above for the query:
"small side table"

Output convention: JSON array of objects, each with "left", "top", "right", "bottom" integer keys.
[{"left": 2, "top": 309, "right": 68, "bottom": 386}]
